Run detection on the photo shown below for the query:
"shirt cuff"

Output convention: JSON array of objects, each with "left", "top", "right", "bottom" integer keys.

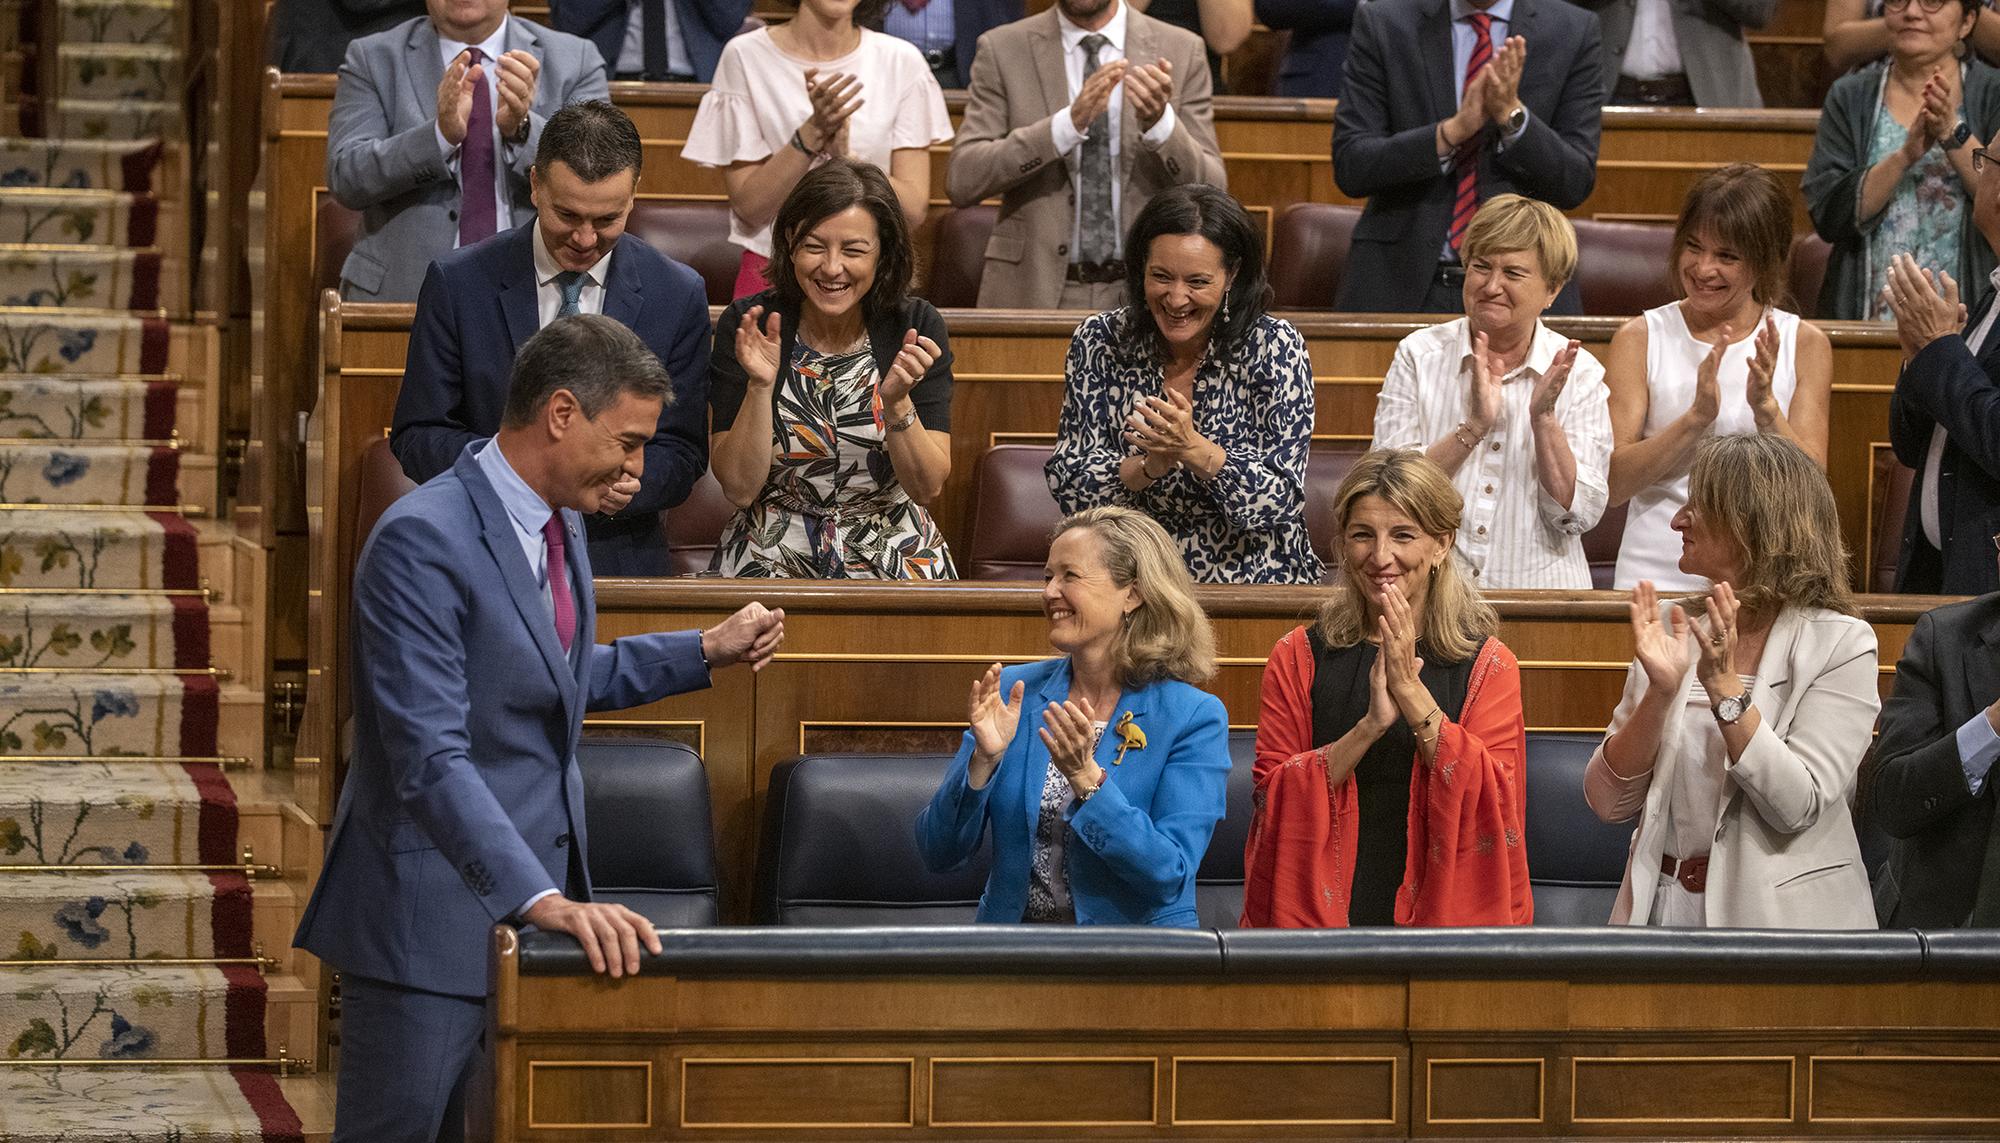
[
  {"left": 515, "top": 887, "right": 561, "bottom": 922},
  {"left": 1497, "top": 108, "right": 1531, "bottom": 150},
  {"left": 1956, "top": 709, "right": 2000, "bottom": 795},
  {"left": 1050, "top": 105, "right": 1086, "bottom": 156},
  {"left": 1139, "top": 103, "right": 1177, "bottom": 149},
  {"left": 435, "top": 123, "right": 458, "bottom": 164}
]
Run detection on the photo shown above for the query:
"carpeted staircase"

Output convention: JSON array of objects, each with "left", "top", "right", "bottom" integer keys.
[{"left": 0, "top": 1, "right": 305, "bottom": 1139}]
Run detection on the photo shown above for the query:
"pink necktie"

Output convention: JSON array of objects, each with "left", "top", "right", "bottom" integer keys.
[
  {"left": 541, "top": 514, "right": 576, "bottom": 653},
  {"left": 458, "top": 47, "right": 498, "bottom": 246}
]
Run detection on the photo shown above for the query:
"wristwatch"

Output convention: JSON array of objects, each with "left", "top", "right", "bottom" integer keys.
[
  {"left": 1951, "top": 120, "right": 1975, "bottom": 152},
  {"left": 1504, "top": 104, "right": 1528, "bottom": 134},
  {"left": 1711, "top": 692, "right": 1749, "bottom": 725}
]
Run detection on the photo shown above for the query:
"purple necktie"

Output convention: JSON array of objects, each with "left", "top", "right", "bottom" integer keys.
[
  {"left": 542, "top": 513, "right": 576, "bottom": 653},
  {"left": 458, "top": 47, "right": 498, "bottom": 246}
]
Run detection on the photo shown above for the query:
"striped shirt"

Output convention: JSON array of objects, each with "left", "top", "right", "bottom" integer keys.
[{"left": 1371, "top": 318, "right": 1613, "bottom": 589}]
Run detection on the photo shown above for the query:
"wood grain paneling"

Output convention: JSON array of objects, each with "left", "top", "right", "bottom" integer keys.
[
  {"left": 1426, "top": 1058, "right": 1546, "bottom": 1125},
  {"left": 680, "top": 1058, "right": 915, "bottom": 1128},
  {"left": 930, "top": 1057, "right": 1155, "bottom": 1126},
  {"left": 525, "top": 1060, "right": 653, "bottom": 1129},
  {"left": 1172, "top": 1056, "right": 1398, "bottom": 1125},
  {"left": 1810, "top": 1056, "right": 2000, "bottom": 1123},
  {"left": 1571, "top": 1056, "right": 1795, "bottom": 1124}
]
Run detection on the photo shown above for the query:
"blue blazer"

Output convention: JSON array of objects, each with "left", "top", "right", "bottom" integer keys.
[
  {"left": 914, "top": 658, "right": 1230, "bottom": 926},
  {"left": 390, "top": 223, "right": 712, "bottom": 575},
  {"left": 294, "top": 445, "right": 711, "bottom": 997},
  {"left": 548, "top": 0, "right": 750, "bottom": 81}
]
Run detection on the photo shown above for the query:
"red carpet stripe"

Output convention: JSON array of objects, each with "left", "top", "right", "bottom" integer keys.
[
  {"left": 183, "top": 759, "right": 236, "bottom": 866},
  {"left": 144, "top": 444, "right": 179, "bottom": 506},
  {"left": 177, "top": 671, "right": 219, "bottom": 756},
  {"left": 232, "top": 1068, "right": 307, "bottom": 1143},
  {"left": 151, "top": 509, "right": 199, "bottom": 588},
  {"left": 128, "top": 194, "right": 159, "bottom": 247},
  {"left": 139, "top": 315, "right": 168, "bottom": 373},
  {"left": 170, "top": 591, "right": 209, "bottom": 668},
  {"left": 205, "top": 871, "right": 254, "bottom": 959},
  {"left": 120, "top": 141, "right": 162, "bottom": 195},
  {"left": 129, "top": 250, "right": 160, "bottom": 311},
  {"left": 142, "top": 378, "right": 177, "bottom": 439},
  {"left": 220, "top": 963, "right": 269, "bottom": 1059}
]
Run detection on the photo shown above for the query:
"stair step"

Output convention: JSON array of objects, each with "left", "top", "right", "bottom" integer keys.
[
  {"left": 0, "top": 508, "right": 200, "bottom": 590},
  {"left": 23, "top": 98, "right": 180, "bottom": 142},
  {"left": 0, "top": 592, "right": 208, "bottom": 672},
  {"left": 54, "top": 44, "right": 179, "bottom": 104},
  {"left": 0, "top": 1065, "right": 307, "bottom": 1141},
  {"left": 0, "top": 758, "right": 232, "bottom": 866},
  {"left": 0, "top": 245, "right": 176, "bottom": 311},
  {"left": 0, "top": 189, "right": 162, "bottom": 246},
  {"left": 0, "top": 671, "right": 220, "bottom": 757},
  {"left": 0, "top": 375, "right": 184, "bottom": 442},
  {"left": 0, "top": 867, "right": 273, "bottom": 960},
  {"left": 0, "top": 963, "right": 312, "bottom": 1060},
  {"left": 0, "top": 136, "right": 168, "bottom": 195},
  {"left": 0, "top": 440, "right": 180, "bottom": 506},
  {"left": 55, "top": 0, "right": 178, "bottom": 47}
]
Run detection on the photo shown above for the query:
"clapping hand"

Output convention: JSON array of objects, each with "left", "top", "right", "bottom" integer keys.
[
  {"left": 881, "top": 329, "right": 940, "bottom": 407},
  {"left": 1038, "top": 695, "right": 1105, "bottom": 794},
  {"left": 1466, "top": 330, "right": 1504, "bottom": 435},
  {"left": 1528, "top": 338, "right": 1581, "bottom": 420},
  {"left": 1071, "top": 58, "right": 1128, "bottom": 133},
  {"left": 1693, "top": 581, "right": 1741, "bottom": 689},
  {"left": 1481, "top": 36, "right": 1528, "bottom": 127},
  {"left": 1745, "top": 315, "right": 1781, "bottom": 431},
  {"left": 1377, "top": 583, "right": 1429, "bottom": 721},
  {"left": 701, "top": 601, "right": 786, "bottom": 671},
  {"left": 1885, "top": 252, "right": 1964, "bottom": 360},
  {"left": 1124, "top": 57, "right": 1173, "bottom": 132},
  {"left": 800, "top": 69, "right": 863, "bottom": 152},
  {"left": 436, "top": 50, "right": 479, "bottom": 145},
  {"left": 1688, "top": 329, "right": 1727, "bottom": 426},
  {"left": 494, "top": 49, "right": 540, "bottom": 141},
  {"left": 1629, "top": 580, "right": 1692, "bottom": 693},
  {"left": 735, "top": 306, "right": 783, "bottom": 391},
  {"left": 967, "top": 662, "right": 1024, "bottom": 781},
  {"left": 1123, "top": 389, "right": 1199, "bottom": 463}
]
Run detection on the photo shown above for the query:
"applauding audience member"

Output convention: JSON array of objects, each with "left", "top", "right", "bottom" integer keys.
[
  {"left": 326, "top": 0, "right": 609, "bottom": 302},
  {"left": 707, "top": 161, "right": 957, "bottom": 578},
  {"left": 1241, "top": 450, "right": 1531, "bottom": 928},
  {"left": 547, "top": 0, "right": 751, "bottom": 82},
  {"left": 1371, "top": 194, "right": 1610, "bottom": 590},
  {"left": 1867, "top": 586, "right": 2000, "bottom": 926},
  {"left": 1608, "top": 164, "right": 1831, "bottom": 590},
  {"left": 1587, "top": 435, "right": 1879, "bottom": 929},
  {"left": 683, "top": 0, "right": 951, "bottom": 298},
  {"left": 1881, "top": 132, "right": 2000, "bottom": 595},
  {"left": 1823, "top": 0, "right": 2000, "bottom": 74},
  {"left": 946, "top": 0, "right": 1226, "bottom": 309},
  {"left": 1331, "top": 0, "right": 1604, "bottom": 313},
  {"left": 1046, "top": 186, "right": 1321, "bottom": 584},
  {"left": 1803, "top": 0, "right": 2000, "bottom": 320},
  {"left": 916, "top": 507, "right": 1230, "bottom": 926}
]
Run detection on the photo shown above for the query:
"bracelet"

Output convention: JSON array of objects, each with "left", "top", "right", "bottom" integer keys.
[
  {"left": 886, "top": 406, "right": 919, "bottom": 433},
  {"left": 1139, "top": 454, "right": 1172, "bottom": 482},
  {"left": 789, "top": 129, "right": 817, "bottom": 157},
  {"left": 1452, "top": 422, "right": 1482, "bottom": 451},
  {"left": 1413, "top": 706, "right": 1444, "bottom": 741}
]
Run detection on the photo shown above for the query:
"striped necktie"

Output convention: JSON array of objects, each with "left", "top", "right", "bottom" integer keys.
[{"left": 1448, "top": 13, "right": 1493, "bottom": 256}]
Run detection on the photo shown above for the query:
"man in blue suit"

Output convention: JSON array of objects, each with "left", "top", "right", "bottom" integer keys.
[
  {"left": 296, "top": 314, "right": 785, "bottom": 1143},
  {"left": 393, "top": 99, "right": 709, "bottom": 575},
  {"left": 548, "top": 0, "right": 749, "bottom": 82}
]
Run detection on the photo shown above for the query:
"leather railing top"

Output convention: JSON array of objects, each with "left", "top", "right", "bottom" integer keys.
[{"left": 511, "top": 925, "right": 1998, "bottom": 980}]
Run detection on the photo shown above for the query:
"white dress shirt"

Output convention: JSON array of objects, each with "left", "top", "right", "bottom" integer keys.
[
  {"left": 531, "top": 222, "right": 613, "bottom": 326},
  {"left": 1372, "top": 317, "right": 1614, "bottom": 588},
  {"left": 1921, "top": 267, "right": 2000, "bottom": 548},
  {"left": 1047, "top": 2, "right": 1179, "bottom": 260},
  {"left": 615, "top": 0, "right": 693, "bottom": 77},
  {"left": 432, "top": 16, "right": 516, "bottom": 248},
  {"left": 1621, "top": 0, "right": 1684, "bottom": 79}
]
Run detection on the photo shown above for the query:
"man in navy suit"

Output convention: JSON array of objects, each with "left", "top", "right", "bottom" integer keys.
[
  {"left": 1330, "top": 0, "right": 1602, "bottom": 313},
  {"left": 296, "top": 314, "right": 785, "bottom": 1143},
  {"left": 547, "top": 0, "right": 749, "bottom": 82},
  {"left": 393, "top": 99, "right": 709, "bottom": 575}
]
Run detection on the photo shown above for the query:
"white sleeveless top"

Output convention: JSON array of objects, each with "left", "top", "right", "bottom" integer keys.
[{"left": 1613, "top": 303, "right": 1801, "bottom": 590}]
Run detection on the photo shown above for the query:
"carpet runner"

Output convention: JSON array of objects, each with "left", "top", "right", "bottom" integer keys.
[
  {"left": 0, "top": 375, "right": 178, "bottom": 440},
  {"left": 0, "top": 191, "right": 157, "bottom": 246},
  {"left": 0, "top": 246, "right": 163, "bottom": 310},
  {"left": 0, "top": 759, "right": 231, "bottom": 865}
]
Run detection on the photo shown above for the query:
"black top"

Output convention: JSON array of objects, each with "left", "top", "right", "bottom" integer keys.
[
  {"left": 708, "top": 290, "right": 955, "bottom": 433},
  {"left": 1139, "top": 0, "right": 1227, "bottom": 92},
  {"left": 1307, "top": 629, "right": 1475, "bottom": 926}
]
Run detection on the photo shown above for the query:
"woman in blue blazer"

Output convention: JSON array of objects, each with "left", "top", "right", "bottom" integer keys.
[{"left": 916, "top": 507, "right": 1230, "bottom": 926}]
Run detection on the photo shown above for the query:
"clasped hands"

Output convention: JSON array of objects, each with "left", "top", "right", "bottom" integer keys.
[
  {"left": 1882, "top": 252, "right": 1966, "bottom": 361},
  {"left": 1359, "top": 586, "right": 1443, "bottom": 747},
  {"left": 437, "top": 47, "right": 539, "bottom": 146},
  {"left": 797, "top": 68, "right": 863, "bottom": 156},
  {"left": 1070, "top": 56, "right": 1175, "bottom": 135},
  {"left": 1628, "top": 579, "right": 1742, "bottom": 697},
  {"left": 1439, "top": 35, "right": 1527, "bottom": 155},
  {"left": 1123, "top": 390, "right": 1208, "bottom": 479}
]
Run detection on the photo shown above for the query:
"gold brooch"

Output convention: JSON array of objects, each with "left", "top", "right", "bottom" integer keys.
[{"left": 1111, "top": 711, "right": 1146, "bottom": 766}]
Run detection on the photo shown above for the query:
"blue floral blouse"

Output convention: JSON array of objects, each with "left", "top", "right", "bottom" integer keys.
[{"left": 1046, "top": 310, "right": 1324, "bottom": 584}]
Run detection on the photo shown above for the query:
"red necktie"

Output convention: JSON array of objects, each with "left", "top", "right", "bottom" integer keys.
[
  {"left": 458, "top": 47, "right": 498, "bottom": 246},
  {"left": 1448, "top": 13, "right": 1493, "bottom": 256},
  {"left": 541, "top": 513, "right": 576, "bottom": 653}
]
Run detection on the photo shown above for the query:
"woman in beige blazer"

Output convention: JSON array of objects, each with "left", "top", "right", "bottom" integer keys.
[{"left": 1585, "top": 434, "right": 1879, "bottom": 929}]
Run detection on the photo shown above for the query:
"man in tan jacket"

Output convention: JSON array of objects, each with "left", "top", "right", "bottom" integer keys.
[{"left": 946, "top": 0, "right": 1227, "bottom": 309}]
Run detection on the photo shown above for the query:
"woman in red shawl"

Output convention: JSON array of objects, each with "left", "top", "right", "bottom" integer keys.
[{"left": 1241, "top": 449, "right": 1532, "bottom": 927}]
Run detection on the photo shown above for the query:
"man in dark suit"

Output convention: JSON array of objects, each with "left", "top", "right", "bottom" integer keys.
[
  {"left": 1868, "top": 592, "right": 2000, "bottom": 927},
  {"left": 393, "top": 100, "right": 710, "bottom": 575},
  {"left": 1255, "top": 0, "right": 1356, "bottom": 98},
  {"left": 266, "top": 0, "right": 427, "bottom": 73},
  {"left": 1329, "top": 0, "right": 1603, "bottom": 313},
  {"left": 547, "top": 0, "right": 751, "bottom": 82},
  {"left": 296, "top": 314, "right": 785, "bottom": 1143},
  {"left": 1883, "top": 144, "right": 2000, "bottom": 597}
]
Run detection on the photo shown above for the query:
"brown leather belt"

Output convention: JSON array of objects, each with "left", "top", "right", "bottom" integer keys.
[
  {"left": 1661, "top": 852, "right": 1710, "bottom": 894},
  {"left": 1065, "top": 259, "right": 1125, "bottom": 285},
  {"left": 1614, "top": 73, "right": 1695, "bottom": 106}
]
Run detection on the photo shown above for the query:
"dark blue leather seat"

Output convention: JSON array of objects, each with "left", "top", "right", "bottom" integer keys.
[
  {"left": 1524, "top": 732, "right": 1632, "bottom": 925},
  {"left": 578, "top": 736, "right": 719, "bottom": 927}
]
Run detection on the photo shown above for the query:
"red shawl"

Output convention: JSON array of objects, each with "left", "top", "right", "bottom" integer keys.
[{"left": 1238, "top": 625, "right": 1532, "bottom": 928}]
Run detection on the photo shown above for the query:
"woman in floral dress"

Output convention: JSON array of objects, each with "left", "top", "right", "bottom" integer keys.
[{"left": 706, "top": 160, "right": 957, "bottom": 578}]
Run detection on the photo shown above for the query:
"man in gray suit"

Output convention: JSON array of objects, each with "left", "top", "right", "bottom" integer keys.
[
  {"left": 326, "top": 0, "right": 609, "bottom": 302},
  {"left": 945, "top": 0, "right": 1226, "bottom": 309},
  {"left": 1567, "top": 0, "right": 1772, "bottom": 107}
]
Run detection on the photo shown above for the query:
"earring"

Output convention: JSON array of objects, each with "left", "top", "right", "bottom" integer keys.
[{"left": 1218, "top": 290, "right": 1231, "bottom": 325}]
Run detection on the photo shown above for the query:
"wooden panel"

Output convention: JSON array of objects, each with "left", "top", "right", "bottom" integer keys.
[
  {"left": 1172, "top": 1056, "right": 1398, "bottom": 1126},
  {"left": 680, "top": 1058, "right": 914, "bottom": 1128},
  {"left": 1571, "top": 1056, "right": 1795, "bottom": 1124},
  {"left": 526, "top": 1060, "right": 653, "bottom": 1130},
  {"left": 929, "top": 1057, "right": 1155, "bottom": 1126},
  {"left": 1810, "top": 1056, "right": 2000, "bottom": 1123},
  {"left": 1425, "top": 1058, "right": 1546, "bottom": 1125}
]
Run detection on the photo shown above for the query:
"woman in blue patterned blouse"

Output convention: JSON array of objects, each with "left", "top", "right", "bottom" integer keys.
[{"left": 1045, "top": 185, "right": 1324, "bottom": 584}]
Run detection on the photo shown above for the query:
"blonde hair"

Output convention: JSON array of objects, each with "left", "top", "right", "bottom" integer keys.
[
  {"left": 1460, "top": 193, "right": 1578, "bottom": 291},
  {"left": 1314, "top": 450, "right": 1497, "bottom": 664},
  {"left": 1051, "top": 507, "right": 1217, "bottom": 686},
  {"left": 1683, "top": 434, "right": 1856, "bottom": 618}
]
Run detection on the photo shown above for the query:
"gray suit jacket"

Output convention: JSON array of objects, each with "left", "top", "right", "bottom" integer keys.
[
  {"left": 945, "top": 8, "right": 1226, "bottom": 309},
  {"left": 1584, "top": 605, "right": 1881, "bottom": 930},
  {"left": 1570, "top": 0, "right": 1772, "bottom": 108},
  {"left": 326, "top": 14, "right": 608, "bottom": 302}
]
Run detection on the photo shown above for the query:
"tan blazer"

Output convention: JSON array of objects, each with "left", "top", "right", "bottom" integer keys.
[
  {"left": 1584, "top": 605, "right": 1880, "bottom": 929},
  {"left": 945, "top": 6, "right": 1227, "bottom": 309}
]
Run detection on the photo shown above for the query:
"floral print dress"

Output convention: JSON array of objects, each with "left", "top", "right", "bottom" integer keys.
[
  {"left": 1864, "top": 76, "right": 1968, "bottom": 320},
  {"left": 709, "top": 337, "right": 958, "bottom": 579}
]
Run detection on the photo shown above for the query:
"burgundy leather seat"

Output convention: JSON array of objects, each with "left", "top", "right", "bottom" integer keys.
[
  {"left": 925, "top": 205, "right": 998, "bottom": 309},
  {"left": 1789, "top": 233, "right": 1833, "bottom": 319},
  {"left": 964, "top": 443, "right": 1063, "bottom": 580},
  {"left": 1572, "top": 219, "right": 1677, "bottom": 317},
  {"left": 352, "top": 437, "right": 418, "bottom": 561},
  {"left": 1871, "top": 450, "right": 1916, "bottom": 592},
  {"left": 664, "top": 470, "right": 737, "bottom": 576},
  {"left": 1268, "top": 203, "right": 1361, "bottom": 310},
  {"left": 316, "top": 196, "right": 364, "bottom": 297},
  {"left": 1582, "top": 501, "right": 1627, "bottom": 590}
]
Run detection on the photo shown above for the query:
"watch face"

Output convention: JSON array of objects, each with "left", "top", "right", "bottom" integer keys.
[
  {"left": 1716, "top": 694, "right": 1747, "bottom": 723},
  {"left": 1954, "top": 121, "right": 1974, "bottom": 148}
]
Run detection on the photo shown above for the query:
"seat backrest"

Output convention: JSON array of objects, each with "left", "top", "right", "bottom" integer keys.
[
  {"left": 1789, "top": 233, "right": 1833, "bottom": 319},
  {"left": 755, "top": 753, "right": 989, "bottom": 924},
  {"left": 1195, "top": 731, "right": 1257, "bottom": 929},
  {"left": 1870, "top": 449, "right": 1915, "bottom": 592},
  {"left": 925, "top": 204, "right": 998, "bottom": 309},
  {"left": 623, "top": 199, "right": 739, "bottom": 307},
  {"left": 665, "top": 470, "right": 736, "bottom": 576},
  {"left": 353, "top": 437, "right": 419, "bottom": 562},
  {"left": 1304, "top": 440, "right": 1369, "bottom": 575},
  {"left": 579, "top": 736, "right": 720, "bottom": 927},
  {"left": 316, "top": 197, "right": 363, "bottom": 296},
  {"left": 1523, "top": 732, "right": 1632, "bottom": 925},
  {"left": 1581, "top": 501, "right": 1627, "bottom": 590},
  {"left": 965, "top": 443, "right": 1063, "bottom": 580},
  {"left": 1572, "top": 219, "right": 1677, "bottom": 317},
  {"left": 1268, "top": 203, "right": 1360, "bottom": 310}
]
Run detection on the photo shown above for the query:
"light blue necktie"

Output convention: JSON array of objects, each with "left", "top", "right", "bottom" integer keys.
[{"left": 555, "top": 270, "right": 586, "bottom": 318}]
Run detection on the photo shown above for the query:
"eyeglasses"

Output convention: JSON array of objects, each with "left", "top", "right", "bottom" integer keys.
[
  {"left": 1884, "top": 0, "right": 1955, "bottom": 12},
  {"left": 1977, "top": 147, "right": 1999, "bottom": 175}
]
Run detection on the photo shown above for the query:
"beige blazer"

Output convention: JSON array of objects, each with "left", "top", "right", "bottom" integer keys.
[
  {"left": 945, "top": 7, "right": 1227, "bottom": 309},
  {"left": 1584, "top": 605, "right": 1880, "bottom": 929}
]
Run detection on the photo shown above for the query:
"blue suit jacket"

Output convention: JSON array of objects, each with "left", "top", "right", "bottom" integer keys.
[
  {"left": 1255, "top": 0, "right": 1356, "bottom": 98},
  {"left": 293, "top": 445, "right": 711, "bottom": 997},
  {"left": 548, "top": 0, "right": 750, "bottom": 81},
  {"left": 914, "top": 658, "right": 1230, "bottom": 926},
  {"left": 391, "top": 223, "right": 711, "bottom": 575}
]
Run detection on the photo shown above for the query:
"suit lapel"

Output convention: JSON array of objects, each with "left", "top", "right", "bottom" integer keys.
[
  {"left": 1031, "top": 14, "right": 1074, "bottom": 176},
  {"left": 455, "top": 448, "right": 580, "bottom": 723},
  {"left": 499, "top": 225, "right": 540, "bottom": 354},
  {"left": 404, "top": 19, "right": 447, "bottom": 132},
  {"left": 1963, "top": 612, "right": 2000, "bottom": 733},
  {"left": 601, "top": 238, "right": 644, "bottom": 329},
  {"left": 1421, "top": 0, "right": 1457, "bottom": 125},
  {"left": 1118, "top": 14, "right": 1148, "bottom": 189}
]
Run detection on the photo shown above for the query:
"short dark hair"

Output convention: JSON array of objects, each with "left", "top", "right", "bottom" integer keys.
[
  {"left": 765, "top": 160, "right": 912, "bottom": 324},
  {"left": 1671, "top": 162, "right": 1792, "bottom": 307},
  {"left": 502, "top": 314, "right": 672, "bottom": 428},
  {"left": 1121, "top": 185, "right": 1271, "bottom": 361},
  {"left": 534, "top": 100, "right": 642, "bottom": 184}
]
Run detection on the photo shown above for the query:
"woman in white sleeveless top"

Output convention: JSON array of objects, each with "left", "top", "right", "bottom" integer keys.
[{"left": 1605, "top": 163, "right": 1833, "bottom": 590}]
